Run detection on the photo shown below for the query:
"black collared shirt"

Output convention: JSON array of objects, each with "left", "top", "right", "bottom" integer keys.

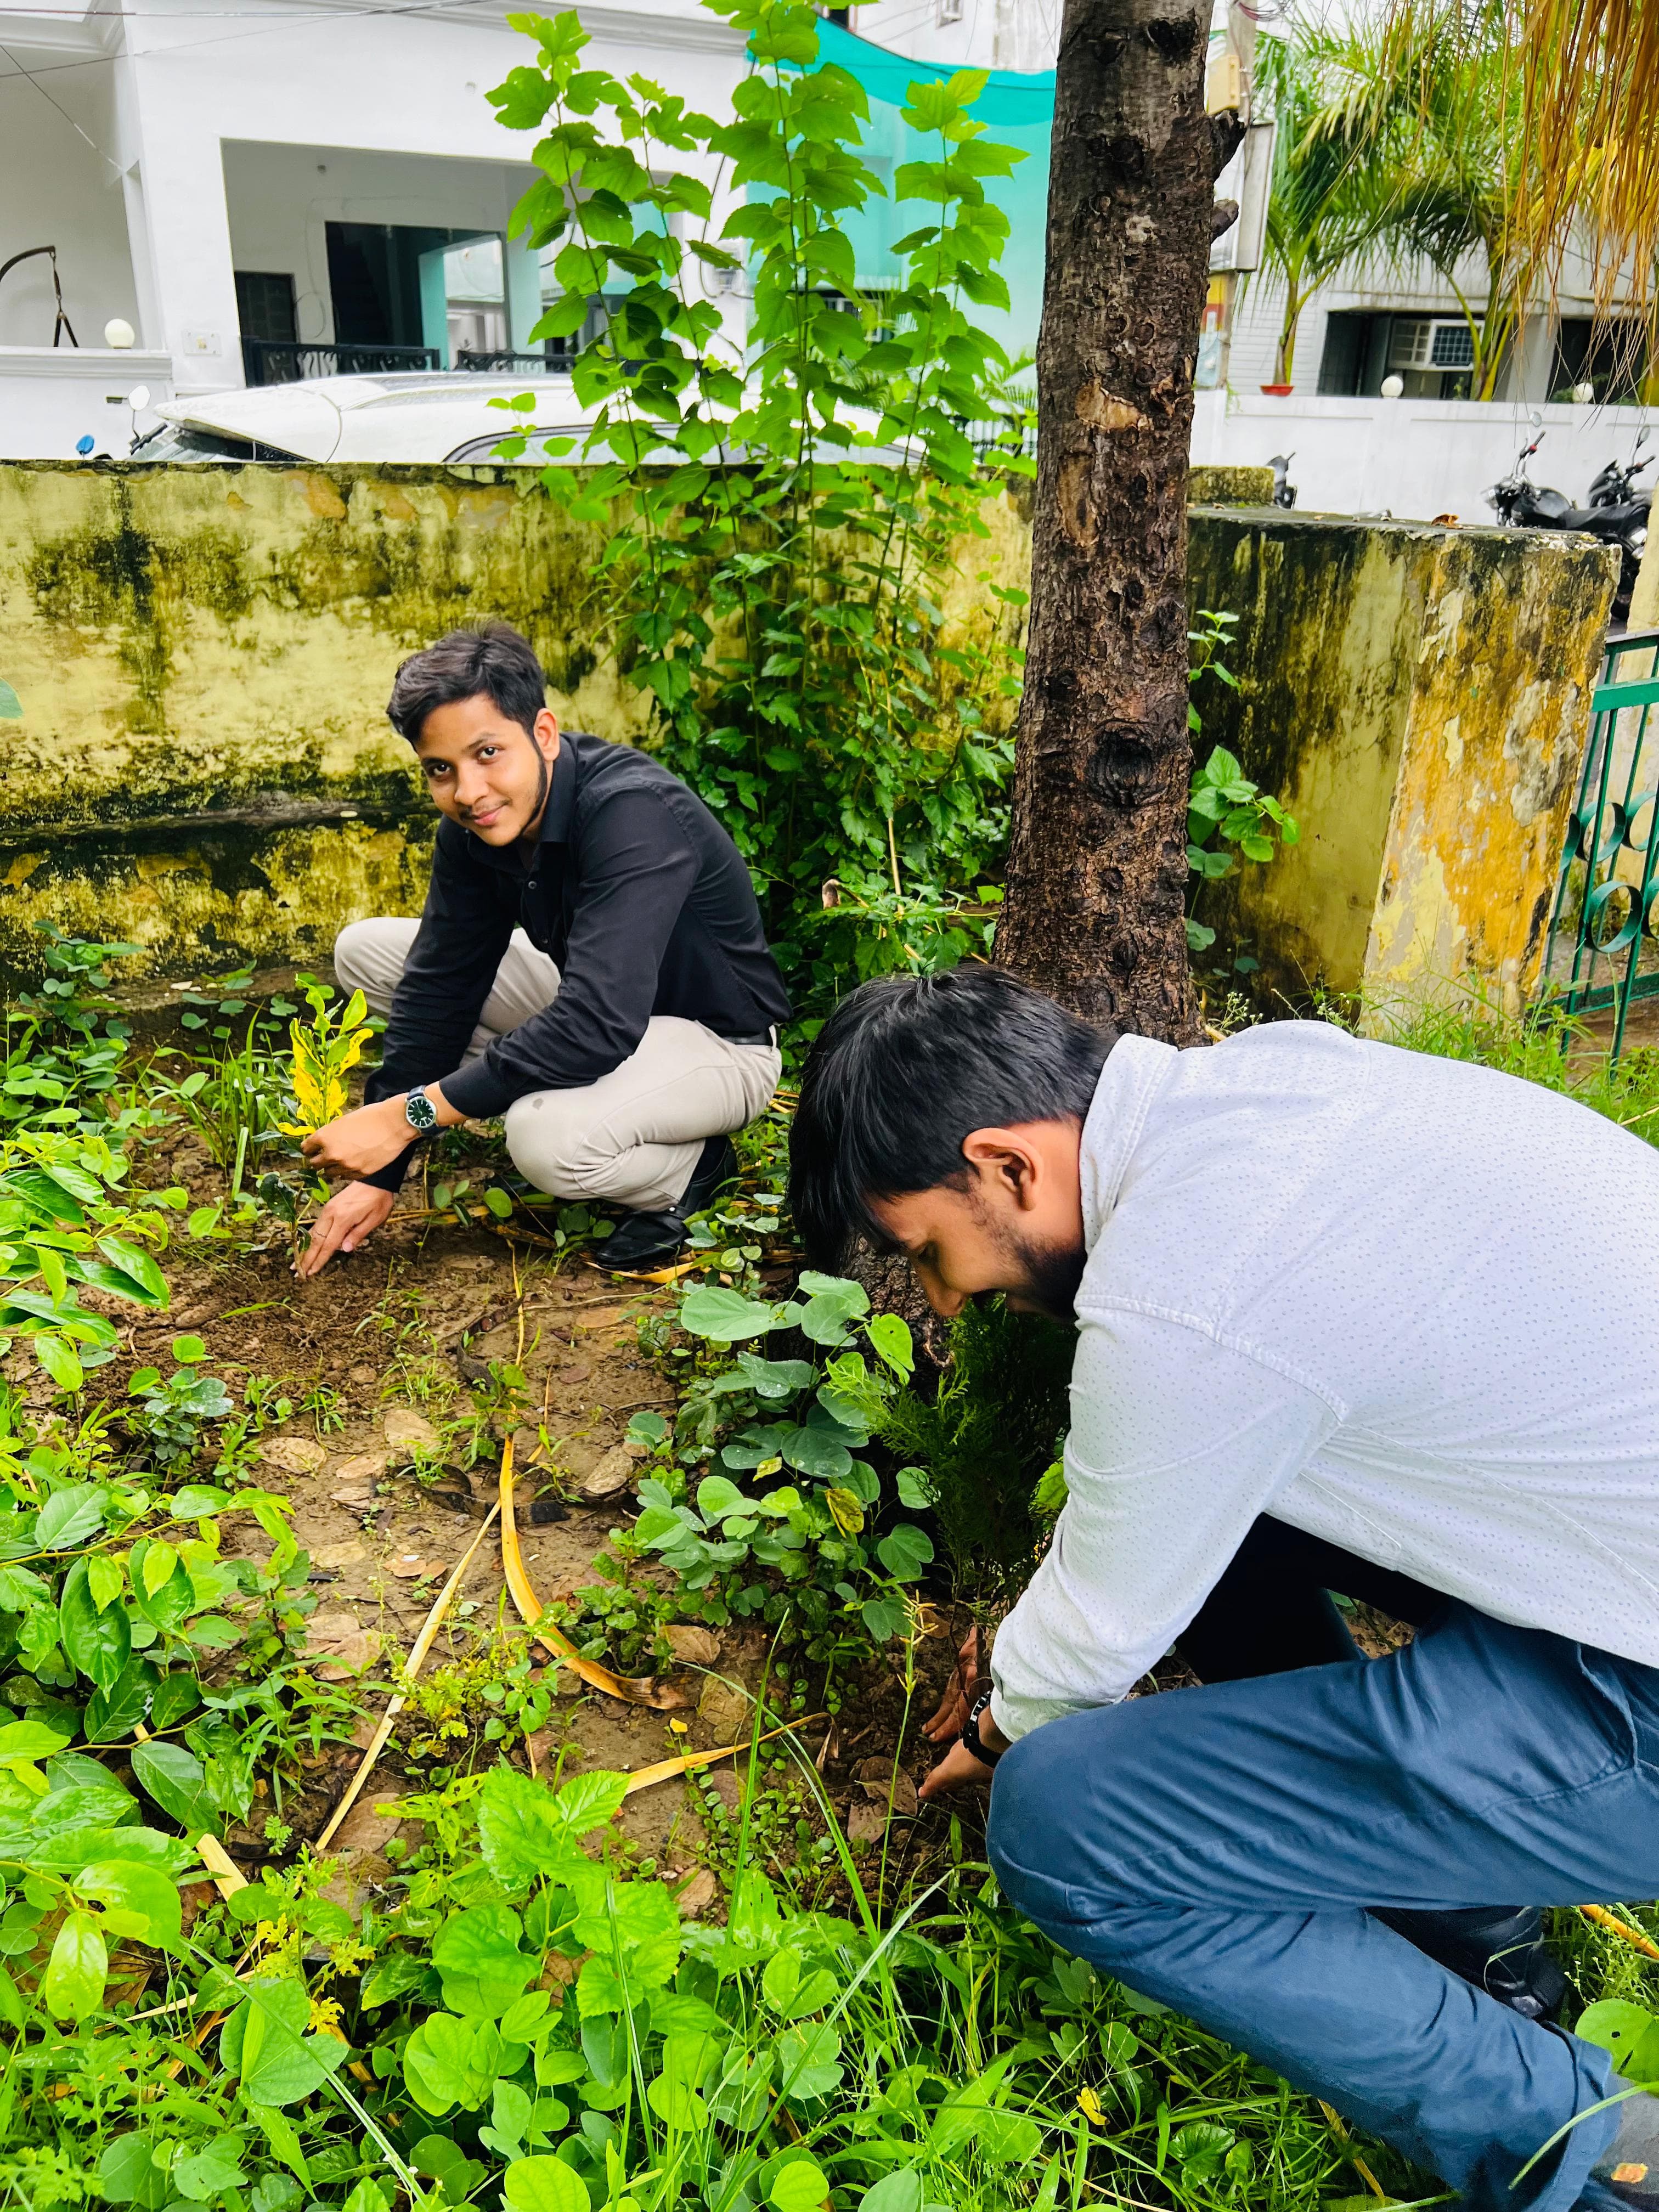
[{"left": 362, "top": 731, "right": 790, "bottom": 1185}]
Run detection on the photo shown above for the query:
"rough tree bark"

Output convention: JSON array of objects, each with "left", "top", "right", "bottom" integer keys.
[{"left": 994, "top": 0, "right": 1239, "bottom": 1043}]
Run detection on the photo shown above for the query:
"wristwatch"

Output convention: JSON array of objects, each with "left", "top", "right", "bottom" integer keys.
[
  {"left": 960, "top": 1689, "right": 1003, "bottom": 1769},
  {"left": 404, "top": 1085, "right": 440, "bottom": 1136}
]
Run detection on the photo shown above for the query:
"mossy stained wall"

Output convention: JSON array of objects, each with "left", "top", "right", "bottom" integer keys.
[
  {"left": 1188, "top": 507, "right": 1617, "bottom": 1013},
  {"left": 0, "top": 459, "right": 631, "bottom": 978},
  {"left": 0, "top": 462, "right": 1614, "bottom": 997}
]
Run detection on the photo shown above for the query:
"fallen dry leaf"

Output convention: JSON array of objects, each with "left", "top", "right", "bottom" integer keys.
[
  {"left": 262, "top": 1436, "right": 325, "bottom": 1475},
  {"left": 674, "top": 1869, "right": 718, "bottom": 1918},
  {"left": 662, "top": 1624, "right": 721, "bottom": 1667},
  {"left": 334, "top": 1450, "right": 387, "bottom": 1481},
  {"left": 304, "top": 1610, "right": 383, "bottom": 1678},
  {"left": 389, "top": 1554, "right": 446, "bottom": 1580},
  {"left": 696, "top": 1679, "right": 754, "bottom": 1740},
  {"left": 329, "top": 1791, "right": 407, "bottom": 1855},
  {"left": 855, "top": 1758, "right": 918, "bottom": 1818},
  {"left": 383, "top": 1408, "right": 439, "bottom": 1452},
  {"left": 314, "top": 1541, "right": 366, "bottom": 1570},
  {"left": 847, "top": 1801, "right": 887, "bottom": 1844},
  {"left": 579, "top": 1446, "right": 637, "bottom": 1500}
]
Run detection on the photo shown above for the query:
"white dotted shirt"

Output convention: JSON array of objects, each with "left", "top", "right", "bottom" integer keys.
[{"left": 989, "top": 1021, "right": 1659, "bottom": 1742}]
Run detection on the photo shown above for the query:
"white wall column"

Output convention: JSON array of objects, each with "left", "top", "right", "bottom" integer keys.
[{"left": 122, "top": 51, "right": 241, "bottom": 390}]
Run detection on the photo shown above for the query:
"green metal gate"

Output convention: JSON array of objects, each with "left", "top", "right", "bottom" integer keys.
[{"left": 1539, "top": 627, "right": 1659, "bottom": 1060}]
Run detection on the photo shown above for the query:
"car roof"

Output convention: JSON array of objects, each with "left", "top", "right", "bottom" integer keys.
[
  {"left": 154, "top": 372, "right": 591, "bottom": 464},
  {"left": 154, "top": 370, "right": 924, "bottom": 467}
]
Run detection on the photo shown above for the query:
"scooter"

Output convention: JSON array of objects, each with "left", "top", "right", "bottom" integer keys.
[
  {"left": 1269, "top": 453, "right": 1297, "bottom": 510},
  {"left": 1486, "top": 424, "right": 1650, "bottom": 620}
]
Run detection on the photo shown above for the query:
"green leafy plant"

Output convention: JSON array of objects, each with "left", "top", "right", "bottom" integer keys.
[
  {"left": 1186, "top": 610, "right": 1299, "bottom": 957},
  {"left": 874, "top": 1297, "right": 1074, "bottom": 1602},
  {"left": 569, "top": 1273, "right": 934, "bottom": 1662},
  {"left": 488, "top": 0, "right": 1030, "bottom": 1002},
  {"left": 0, "top": 1129, "right": 183, "bottom": 1390},
  {"left": 126, "top": 1335, "right": 237, "bottom": 1474},
  {"left": 0, "top": 928, "right": 141, "bottom": 1135}
]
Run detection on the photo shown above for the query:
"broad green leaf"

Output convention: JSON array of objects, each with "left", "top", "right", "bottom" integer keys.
[
  {"left": 860, "top": 2175, "right": 924, "bottom": 2212},
  {"left": 87, "top": 1554, "right": 124, "bottom": 1612},
  {"left": 76, "top": 1858, "right": 183, "bottom": 1948},
  {"left": 221, "top": 1978, "right": 348, "bottom": 2105},
  {"left": 680, "top": 1285, "right": 777, "bottom": 1341},
  {"left": 173, "top": 2140, "right": 246, "bottom": 2201},
  {"left": 142, "top": 1540, "right": 180, "bottom": 1598},
  {"left": 1576, "top": 1999, "right": 1656, "bottom": 2069},
  {"left": 876, "top": 1524, "right": 934, "bottom": 1582},
  {"left": 97, "top": 2136, "right": 171, "bottom": 2209},
  {"left": 432, "top": 1904, "right": 537, "bottom": 2017},
  {"left": 770, "top": 2163, "right": 831, "bottom": 2212},
  {"left": 895, "top": 1465, "right": 935, "bottom": 1509},
  {"left": 35, "top": 1484, "right": 108, "bottom": 1549},
  {"left": 866, "top": 1312, "right": 914, "bottom": 1375},
  {"left": 33, "top": 1332, "right": 84, "bottom": 1392},
  {"left": 59, "top": 1558, "right": 131, "bottom": 1692},
  {"left": 132, "top": 1741, "right": 217, "bottom": 1836},
  {"left": 504, "top": 2157, "right": 590, "bottom": 2212},
  {"left": 42, "top": 1908, "right": 106, "bottom": 2020},
  {"left": 404, "top": 2009, "right": 505, "bottom": 2115},
  {"left": 776, "top": 2022, "right": 842, "bottom": 2102},
  {"left": 0, "top": 1719, "right": 70, "bottom": 1762},
  {"left": 84, "top": 1658, "right": 156, "bottom": 1743}
]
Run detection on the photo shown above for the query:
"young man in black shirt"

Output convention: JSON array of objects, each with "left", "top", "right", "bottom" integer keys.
[{"left": 296, "top": 622, "right": 789, "bottom": 1277}]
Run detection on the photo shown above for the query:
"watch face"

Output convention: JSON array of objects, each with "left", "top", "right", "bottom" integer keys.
[{"left": 406, "top": 1090, "right": 438, "bottom": 1132}]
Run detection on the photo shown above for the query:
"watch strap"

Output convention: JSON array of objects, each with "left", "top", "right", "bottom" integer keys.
[{"left": 960, "top": 1689, "right": 1003, "bottom": 1768}]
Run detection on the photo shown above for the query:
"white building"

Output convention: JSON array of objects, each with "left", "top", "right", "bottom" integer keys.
[{"left": 0, "top": 0, "right": 748, "bottom": 456}]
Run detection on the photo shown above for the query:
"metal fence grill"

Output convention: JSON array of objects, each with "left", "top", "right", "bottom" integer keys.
[
  {"left": 1539, "top": 626, "right": 1659, "bottom": 1061},
  {"left": 241, "top": 339, "right": 440, "bottom": 385}
]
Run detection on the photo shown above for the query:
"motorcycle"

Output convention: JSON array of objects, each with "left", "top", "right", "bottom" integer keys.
[
  {"left": 1269, "top": 453, "right": 1297, "bottom": 510},
  {"left": 1588, "top": 425, "right": 1652, "bottom": 512},
  {"left": 1486, "top": 423, "right": 1650, "bottom": 621}
]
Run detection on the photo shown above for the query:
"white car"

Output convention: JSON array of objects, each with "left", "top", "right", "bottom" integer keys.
[
  {"left": 137, "top": 370, "right": 594, "bottom": 466},
  {"left": 137, "top": 368, "right": 918, "bottom": 467}
]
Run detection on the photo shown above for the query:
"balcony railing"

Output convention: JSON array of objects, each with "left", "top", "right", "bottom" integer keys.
[
  {"left": 450, "top": 350, "right": 572, "bottom": 374},
  {"left": 241, "top": 339, "right": 440, "bottom": 386}
]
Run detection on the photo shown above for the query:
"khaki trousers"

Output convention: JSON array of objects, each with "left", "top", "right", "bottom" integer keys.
[{"left": 334, "top": 918, "right": 781, "bottom": 1212}]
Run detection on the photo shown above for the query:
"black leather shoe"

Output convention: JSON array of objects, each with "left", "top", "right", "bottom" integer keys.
[
  {"left": 1374, "top": 1905, "right": 1567, "bottom": 2021},
  {"left": 600, "top": 1208, "right": 690, "bottom": 1271},
  {"left": 681, "top": 1135, "right": 738, "bottom": 1215},
  {"left": 597, "top": 1138, "right": 740, "bottom": 1272}
]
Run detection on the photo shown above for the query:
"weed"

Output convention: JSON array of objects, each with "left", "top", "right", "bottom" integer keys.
[{"left": 126, "top": 1333, "right": 236, "bottom": 1474}]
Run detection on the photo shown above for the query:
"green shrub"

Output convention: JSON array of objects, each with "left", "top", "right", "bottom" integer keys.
[{"left": 874, "top": 1297, "right": 1073, "bottom": 1602}]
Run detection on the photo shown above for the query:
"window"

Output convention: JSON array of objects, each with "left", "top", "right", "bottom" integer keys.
[
  {"left": 936, "top": 0, "right": 963, "bottom": 19},
  {"left": 234, "top": 271, "right": 297, "bottom": 345}
]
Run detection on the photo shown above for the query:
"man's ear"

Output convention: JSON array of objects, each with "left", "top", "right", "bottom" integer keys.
[
  {"left": 958, "top": 1126, "right": 1042, "bottom": 1210},
  {"left": 534, "top": 707, "right": 561, "bottom": 761}
]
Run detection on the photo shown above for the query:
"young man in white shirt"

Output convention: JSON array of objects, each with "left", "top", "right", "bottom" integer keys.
[{"left": 788, "top": 965, "right": 1659, "bottom": 2212}]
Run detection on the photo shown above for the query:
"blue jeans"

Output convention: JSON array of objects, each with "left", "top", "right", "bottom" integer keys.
[{"left": 986, "top": 1596, "right": 1659, "bottom": 2211}]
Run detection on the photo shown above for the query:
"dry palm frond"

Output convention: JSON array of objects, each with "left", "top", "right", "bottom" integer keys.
[{"left": 1384, "top": 0, "right": 1659, "bottom": 342}]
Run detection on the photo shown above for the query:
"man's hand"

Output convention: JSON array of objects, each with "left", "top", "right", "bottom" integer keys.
[
  {"left": 301, "top": 1096, "right": 417, "bottom": 1180},
  {"left": 918, "top": 1623, "right": 1009, "bottom": 1797},
  {"left": 296, "top": 1182, "right": 396, "bottom": 1279},
  {"left": 925, "top": 1624, "right": 983, "bottom": 1746}
]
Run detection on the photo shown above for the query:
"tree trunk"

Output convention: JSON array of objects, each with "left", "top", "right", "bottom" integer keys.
[{"left": 994, "top": 0, "right": 1223, "bottom": 1046}]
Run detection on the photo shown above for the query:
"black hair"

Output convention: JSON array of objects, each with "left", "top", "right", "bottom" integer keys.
[
  {"left": 787, "top": 968, "right": 1118, "bottom": 1271},
  {"left": 386, "top": 620, "right": 546, "bottom": 746}
]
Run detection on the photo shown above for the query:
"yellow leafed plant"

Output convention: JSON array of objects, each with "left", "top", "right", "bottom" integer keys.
[{"left": 277, "top": 984, "right": 374, "bottom": 1137}]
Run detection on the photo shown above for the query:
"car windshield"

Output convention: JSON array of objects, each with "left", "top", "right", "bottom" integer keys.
[{"left": 131, "top": 423, "right": 302, "bottom": 463}]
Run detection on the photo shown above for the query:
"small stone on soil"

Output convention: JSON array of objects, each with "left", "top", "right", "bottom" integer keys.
[
  {"left": 383, "top": 1408, "right": 439, "bottom": 1451},
  {"left": 579, "top": 1446, "right": 637, "bottom": 1500},
  {"left": 674, "top": 1868, "right": 718, "bottom": 1917}
]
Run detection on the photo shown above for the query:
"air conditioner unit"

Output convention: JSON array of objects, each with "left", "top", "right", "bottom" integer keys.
[{"left": 1389, "top": 317, "right": 1477, "bottom": 372}]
